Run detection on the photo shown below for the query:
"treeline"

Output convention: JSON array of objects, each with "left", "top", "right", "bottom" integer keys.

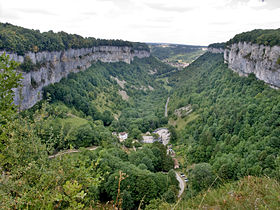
[
  {"left": 208, "top": 42, "right": 225, "bottom": 49},
  {"left": 168, "top": 53, "right": 280, "bottom": 195},
  {"left": 0, "top": 22, "right": 149, "bottom": 55},
  {"left": 227, "top": 28, "right": 280, "bottom": 47}
]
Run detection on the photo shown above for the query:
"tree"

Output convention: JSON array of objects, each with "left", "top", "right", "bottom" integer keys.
[
  {"left": 0, "top": 53, "right": 22, "bottom": 125},
  {"left": 189, "top": 163, "right": 216, "bottom": 193}
]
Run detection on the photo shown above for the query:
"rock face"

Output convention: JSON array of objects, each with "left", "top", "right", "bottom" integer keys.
[
  {"left": 208, "top": 47, "right": 224, "bottom": 54},
  {"left": 224, "top": 42, "right": 280, "bottom": 88},
  {"left": 1, "top": 46, "right": 150, "bottom": 110}
]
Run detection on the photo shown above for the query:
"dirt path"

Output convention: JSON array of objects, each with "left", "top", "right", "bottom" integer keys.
[
  {"left": 175, "top": 172, "right": 185, "bottom": 198},
  {"left": 165, "top": 97, "right": 170, "bottom": 117},
  {"left": 48, "top": 146, "right": 98, "bottom": 159}
]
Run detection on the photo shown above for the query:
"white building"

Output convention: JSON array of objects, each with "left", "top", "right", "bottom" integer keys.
[{"left": 119, "top": 132, "right": 128, "bottom": 142}]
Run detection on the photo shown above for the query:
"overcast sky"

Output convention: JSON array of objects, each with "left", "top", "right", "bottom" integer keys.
[{"left": 0, "top": 0, "right": 279, "bottom": 45}]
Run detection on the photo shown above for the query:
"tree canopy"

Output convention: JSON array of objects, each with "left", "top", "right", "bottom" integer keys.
[{"left": 0, "top": 22, "right": 149, "bottom": 55}]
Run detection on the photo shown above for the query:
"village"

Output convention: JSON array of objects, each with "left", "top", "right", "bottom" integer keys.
[{"left": 112, "top": 128, "right": 180, "bottom": 170}]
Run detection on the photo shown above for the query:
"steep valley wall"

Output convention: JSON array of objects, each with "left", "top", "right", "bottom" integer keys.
[
  {"left": 1, "top": 46, "right": 150, "bottom": 110},
  {"left": 208, "top": 42, "right": 280, "bottom": 89},
  {"left": 224, "top": 42, "right": 280, "bottom": 89}
]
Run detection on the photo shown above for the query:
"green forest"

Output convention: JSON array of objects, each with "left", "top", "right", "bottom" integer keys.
[
  {"left": 0, "top": 22, "right": 149, "bottom": 55},
  {"left": 0, "top": 51, "right": 178, "bottom": 209},
  {"left": 159, "top": 53, "right": 280, "bottom": 208},
  {"left": 227, "top": 28, "right": 280, "bottom": 47}
]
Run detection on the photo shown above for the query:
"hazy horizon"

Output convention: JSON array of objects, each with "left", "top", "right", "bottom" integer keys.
[{"left": 1, "top": 0, "right": 280, "bottom": 45}]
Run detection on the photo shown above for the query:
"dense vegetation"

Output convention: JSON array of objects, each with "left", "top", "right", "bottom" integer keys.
[
  {"left": 208, "top": 42, "right": 225, "bottom": 49},
  {"left": 0, "top": 22, "right": 149, "bottom": 55},
  {"left": 227, "top": 28, "right": 280, "bottom": 47},
  {"left": 0, "top": 108, "right": 176, "bottom": 209},
  {"left": 149, "top": 176, "right": 280, "bottom": 209},
  {"left": 2, "top": 29, "right": 280, "bottom": 208},
  {"left": 43, "top": 56, "right": 171, "bottom": 147},
  {"left": 166, "top": 52, "right": 280, "bottom": 196},
  {"left": 0, "top": 52, "right": 178, "bottom": 209}
]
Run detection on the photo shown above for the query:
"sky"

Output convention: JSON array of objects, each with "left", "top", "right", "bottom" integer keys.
[{"left": 0, "top": 0, "right": 279, "bottom": 45}]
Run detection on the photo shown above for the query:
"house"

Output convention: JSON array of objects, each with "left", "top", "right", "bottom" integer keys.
[
  {"left": 119, "top": 132, "right": 128, "bottom": 142},
  {"left": 142, "top": 135, "right": 155, "bottom": 144}
]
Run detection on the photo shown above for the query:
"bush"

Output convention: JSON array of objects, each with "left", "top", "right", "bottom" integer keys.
[{"left": 189, "top": 163, "right": 217, "bottom": 193}]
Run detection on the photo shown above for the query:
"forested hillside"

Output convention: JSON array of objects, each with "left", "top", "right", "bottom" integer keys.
[
  {"left": 41, "top": 56, "right": 173, "bottom": 150},
  {"left": 227, "top": 28, "right": 280, "bottom": 47},
  {"left": 0, "top": 22, "right": 149, "bottom": 55},
  {"left": 156, "top": 52, "right": 280, "bottom": 208}
]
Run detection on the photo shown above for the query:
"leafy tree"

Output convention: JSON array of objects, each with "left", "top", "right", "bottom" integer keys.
[
  {"left": 0, "top": 53, "right": 22, "bottom": 124},
  {"left": 189, "top": 163, "right": 216, "bottom": 193}
]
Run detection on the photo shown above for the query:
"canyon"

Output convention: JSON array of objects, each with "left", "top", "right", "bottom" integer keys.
[{"left": 1, "top": 46, "right": 150, "bottom": 110}]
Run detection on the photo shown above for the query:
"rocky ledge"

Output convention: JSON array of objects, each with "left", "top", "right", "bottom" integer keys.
[
  {"left": 208, "top": 47, "right": 224, "bottom": 54},
  {"left": 1, "top": 46, "right": 150, "bottom": 110},
  {"left": 224, "top": 42, "right": 280, "bottom": 89}
]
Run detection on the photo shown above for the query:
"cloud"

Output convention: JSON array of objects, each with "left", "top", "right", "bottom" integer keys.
[
  {"left": 15, "top": 8, "right": 56, "bottom": 16},
  {"left": 82, "top": 12, "right": 97, "bottom": 16},
  {"left": 210, "top": 21, "right": 232, "bottom": 25},
  {"left": 145, "top": 2, "right": 194, "bottom": 13},
  {"left": 0, "top": 0, "right": 280, "bottom": 45}
]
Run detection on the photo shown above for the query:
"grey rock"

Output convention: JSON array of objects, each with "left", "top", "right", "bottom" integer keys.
[
  {"left": 208, "top": 47, "right": 224, "bottom": 54},
  {"left": 0, "top": 46, "right": 150, "bottom": 110},
  {"left": 224, "top": 42, "right": 280, "bottom": 88}
]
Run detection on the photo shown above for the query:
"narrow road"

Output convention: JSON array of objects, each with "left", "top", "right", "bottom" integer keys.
[
  {"left": 48, "top": 146, "right": 98, "bottom": 159},
  {"left": 175, "top": 172, "right": 185, "bottom": 197},
  {"left": 165, "top": 97, "right": 170, "bottom": 117}
]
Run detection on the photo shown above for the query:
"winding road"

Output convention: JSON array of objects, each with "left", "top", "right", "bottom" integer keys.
[
  {"left": 165, "top": 97, "right": 170, "bottom": 117},
  {"left": 175, "top": 172, "right": 185, "bottom": 197},
  {"left": 48, "top": 146, "right": 98, "bottom": 159}
]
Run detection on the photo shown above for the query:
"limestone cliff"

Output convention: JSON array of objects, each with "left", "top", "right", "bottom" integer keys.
[
  {"left": 224, "top": 42, "right": 280, "bottom": 88},
  {"left": 207, "top": 47, "right": 224, "bottom": 54},
  {"left": 1, "top": 46, "right": 150, "bottom": 110}
]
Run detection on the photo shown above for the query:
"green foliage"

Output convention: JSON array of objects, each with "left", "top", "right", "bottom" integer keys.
[
  {"left": 276, "top": 56, "right": 280, "bottom": 65},
  {"left": 43, "top": 57, "right": 169, "bottom": 133},
  {"left": 208, "top": 42, "right": 225, "bottom": 49},
  {"left": 168, "top": 52, "right": 280, "bottom": 193},
  {"left": 19, "top": 56, "right": 36, "bottom": 72},
  {"left": 188, "top": 163, "right": 217, "bottom": 194},
  {"left": 96, "top": 146, "right": 177, "bottom": 209},
  {"left": 0, "top": 22, "right": 149, "bottom": 55},
  {"left": 0, "top": 103, "right": 102, "bottom": 209},
  {"left": 162, "top": 187, "right": 176, "bottom": 203},
  {"left": 128, "top": 143, "right": 174, "bottom": 172},
  {"left": 227, "top": 28, "right": 280, "bottom": 47},
  {"left": 174, "top": 177, "right": 280, "bottom": 209},
  {"left": 0, "top": 53, "right": 22, "bottom": 125}
]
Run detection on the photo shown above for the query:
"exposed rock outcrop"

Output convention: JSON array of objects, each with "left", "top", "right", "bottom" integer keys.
[
  {"left": 1, "top": 46, "right": 150, "bottom": 110},
  {"left": 224, "top": 42, "right": 280, "bottom": 88},
  {"left": 208, "top": 47, "right": 224, "bottom": 54}
]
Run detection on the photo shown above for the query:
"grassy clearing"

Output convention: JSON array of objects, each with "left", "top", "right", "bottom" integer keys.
[
  {"left": 169, "top": 113, "right": 199, "bottom": 131},
  {"left": 170, "top": 50, "right": 205, "bottom": 63},
  {"left": 156, "top": 77, "right": 172, "bottom": 91},
  {"left": 61, "top": 116, "right": 89, "bottom": 127}
]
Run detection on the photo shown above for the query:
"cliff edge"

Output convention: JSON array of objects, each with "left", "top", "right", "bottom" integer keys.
[{"left": 1, "top": 47, "right": 149, "bottom": 110}]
